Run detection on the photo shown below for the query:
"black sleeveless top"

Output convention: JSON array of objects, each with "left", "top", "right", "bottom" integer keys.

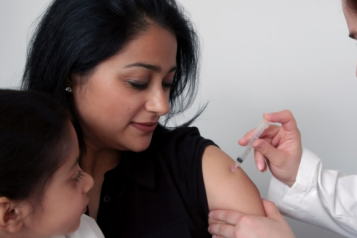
[{"left": 94, "top": 125, "right": 216, "bottom": 237}]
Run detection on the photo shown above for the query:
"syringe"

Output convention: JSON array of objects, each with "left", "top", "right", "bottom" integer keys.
[{"left": 232, "top": 118, "right": 271, "bottom": 172}]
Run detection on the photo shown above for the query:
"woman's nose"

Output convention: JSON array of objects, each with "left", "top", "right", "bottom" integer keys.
[{"left": 145, "top": 88, "right": 170, "bottom": 116}]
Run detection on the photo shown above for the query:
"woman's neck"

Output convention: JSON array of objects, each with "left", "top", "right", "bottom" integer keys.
[{"left": 80, "top": 142, "right": 121, "bottom": 177}]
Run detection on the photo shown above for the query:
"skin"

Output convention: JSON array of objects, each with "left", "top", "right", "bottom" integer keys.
[
  {"left": 208, "top": 1, "right": 357, "bottom": 237},
  {"left": 207, "top": 111, "right": 299, "bottom": 237},
  {"left": 71, "top": 23, "right": 266, "bottom": 220},
  {"left": 343, "top": 0, "right": 357, "bottom": 58},
  {"left": 240, "top": 111, "right": 302, "bottom": 187},
  {"left": 208, "top": 200, "right": 295, "bottom": 238},
  {"left": 203, "top": 146, "right": 266, "bottom": 219},
  {"left": 0, "top": 122, "right": 94, "bottom": 238},
  {"left": 73, "top": 23, "right": 176, "bottom": 220}
]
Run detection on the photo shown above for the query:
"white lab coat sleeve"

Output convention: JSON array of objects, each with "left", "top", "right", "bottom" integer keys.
[{"left": 268, "top": 148, "right": 357, "bottom": 238}]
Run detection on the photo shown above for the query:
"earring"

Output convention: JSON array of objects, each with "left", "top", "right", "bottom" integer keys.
[{"left": 65, "top": 87, "right": 72, "bottom": 93}]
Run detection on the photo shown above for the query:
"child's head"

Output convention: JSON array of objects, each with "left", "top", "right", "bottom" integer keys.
[{"left": 0, "top": 89, "right": 93, "bottom": 238}]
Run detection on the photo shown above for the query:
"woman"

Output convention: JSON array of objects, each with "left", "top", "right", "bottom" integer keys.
[
  {"left": 208, "top": 0, "right": 357, "bottom": 237},
  {"left": 22, "top": 0, "right": 265, "bottom": 237}
]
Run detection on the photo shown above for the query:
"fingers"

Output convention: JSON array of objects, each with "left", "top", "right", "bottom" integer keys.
[
  {"left": 208, "top": 210, "right": 241, "bottom": 238},
  {"left": 209, "top": 206, "right": 292, "bottom": 238},
  {"left": 239, "top": 110, "right": 298, "bottom": 145},
  {"left": 252, "top": 139, "right": 288, "bottom": 164},
  {"left": 238, "top": 128, "right": 255, "bottom": 146},
  {"left": 261, "top": 200, "right": 281, "bottom": 219},
  {"left": 254, "top": 150, "right": 267, "bottom": 172},
  {"left": 263, "top": 110, "right": 297, "bottom": 132},
  {"left": 208, "top": 223, "right": 236, "bottom": 238},
  {"left": 238, "top": 125, "right": 280, "bottom": 146},
  {"left": 209, "top": 210, "right": 244, "bottom": 225},
  {"left": 253, "top": 137, "right": 272, "bottom": 171}
]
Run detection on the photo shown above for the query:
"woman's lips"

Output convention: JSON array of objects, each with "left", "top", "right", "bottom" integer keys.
[{"left": 131, "top": 122, "right": 158, "bottom": 133}]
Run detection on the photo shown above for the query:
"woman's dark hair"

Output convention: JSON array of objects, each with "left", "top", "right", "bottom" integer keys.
[
  {"left": 0, "top": 89, "right": 71, "bottom": 202},
  {"left": 22, "top": 0, "right": 201, "bottom": 152},
  {"left": 346, "top": 0, "right": 357, "bottom": 12}
]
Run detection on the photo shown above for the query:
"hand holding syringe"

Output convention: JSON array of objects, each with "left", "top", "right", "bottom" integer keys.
[{"left": 232, "top": 118, "right": 271, "bottom": 172}]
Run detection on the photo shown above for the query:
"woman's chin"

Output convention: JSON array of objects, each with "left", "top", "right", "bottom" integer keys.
[
  {"left": 129, "top": 143, "right": 151, "bottom": 152},
  {"left": 128, "top": 138, "right": 153, "bottom": 152},
  {"left": 116, "top": 132, "right": 154, "bottom": 152}
]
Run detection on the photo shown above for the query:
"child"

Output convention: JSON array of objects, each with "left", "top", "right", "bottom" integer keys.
[{"left": 0, "top": 89, "right": 104, "bottom": 238}]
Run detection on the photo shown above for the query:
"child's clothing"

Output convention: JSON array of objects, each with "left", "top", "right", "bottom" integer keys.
[{"left": 52, "top": 215, "right": 104, "bottom": 238}]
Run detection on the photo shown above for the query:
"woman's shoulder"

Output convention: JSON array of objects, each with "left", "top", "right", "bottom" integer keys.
[
  {"left": 154, "top": 125, "right": 217, "bottom": 161},
  {"left": 155, "top": 124, "right": 204, "bottom": 143}
]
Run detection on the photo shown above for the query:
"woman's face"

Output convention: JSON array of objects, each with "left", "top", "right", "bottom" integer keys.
[{"left": 72, "top": 24, "right": 177, "bottom": 152}]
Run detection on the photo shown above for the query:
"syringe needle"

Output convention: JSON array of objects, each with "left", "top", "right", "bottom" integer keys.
[{"left": 231, "top": 159, "right": 242, "bottom": 172}]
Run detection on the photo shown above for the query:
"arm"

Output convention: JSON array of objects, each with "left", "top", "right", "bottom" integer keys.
[
  {"left": 269, "top": 148, "right": 357, "bottom": 237},
  {"left": 202, "top": 145, "right": 266, "bottom": 217},
  {"left": 240, "top": 110, "right": 357, "bottom": 237}
]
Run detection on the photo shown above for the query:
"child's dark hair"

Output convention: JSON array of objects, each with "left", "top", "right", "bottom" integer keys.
[{"left": 0, "top": 89, "right": 72, "bottom": 203}]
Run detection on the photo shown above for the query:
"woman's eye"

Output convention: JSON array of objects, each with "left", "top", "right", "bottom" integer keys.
[
  {"left": 162, "top": 81, "right": 173, "bottom": 89},
  {"left": 74, "top": 170, "right": 84, "bottom": 182},
  {"left": 128, "top": 80, "right": 148, "bottom": 90}
]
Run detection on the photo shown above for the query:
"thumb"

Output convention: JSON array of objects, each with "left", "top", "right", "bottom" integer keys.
[
  {"left": 262, "top": 199, "right": 281, "bottom": 219},
  {"left": 253, "top": 139, "right": 287, "bottom": 165}
]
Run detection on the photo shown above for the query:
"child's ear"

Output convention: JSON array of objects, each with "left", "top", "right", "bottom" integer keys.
[{"left": 0, "top": 197, "right": 26, "bottom": 233}]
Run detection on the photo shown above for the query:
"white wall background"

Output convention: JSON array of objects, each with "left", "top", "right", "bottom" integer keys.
[{"left": 1, "top": 0, "right": 356, "bottom": 237}]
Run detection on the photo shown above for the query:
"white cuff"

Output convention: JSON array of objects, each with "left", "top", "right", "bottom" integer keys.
[{"left": 268, "top": 148, "right": 320, "bottom": 211}]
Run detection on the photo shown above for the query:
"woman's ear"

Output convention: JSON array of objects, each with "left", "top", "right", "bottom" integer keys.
[
  {"left": 66, "top": 74, "right": 77, "bottom": 88},
  {"left": 0, "top": 197, "right": 27, "bottom": 233}
]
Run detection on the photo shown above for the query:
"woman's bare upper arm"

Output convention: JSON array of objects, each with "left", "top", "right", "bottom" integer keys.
[{"left": 202, "top": 145, "right": 266, "bottom": 216}]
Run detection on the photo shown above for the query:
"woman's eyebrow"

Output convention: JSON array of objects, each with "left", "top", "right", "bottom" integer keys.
[{"left": 124, "top": 62, "right": 176, "bottom": 73}]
